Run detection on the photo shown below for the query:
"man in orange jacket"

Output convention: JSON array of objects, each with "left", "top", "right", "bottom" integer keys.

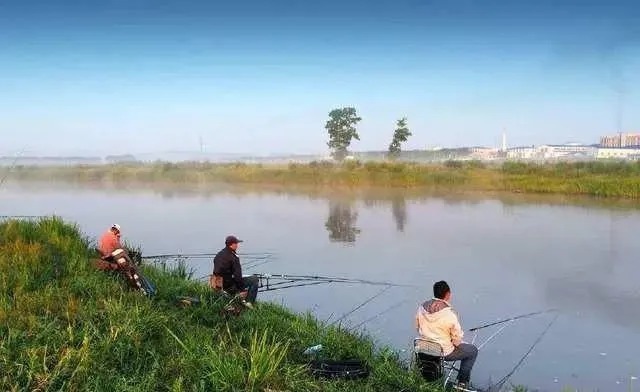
[{"left": 99, "top": 224, "right": 122, "bottom": 258}]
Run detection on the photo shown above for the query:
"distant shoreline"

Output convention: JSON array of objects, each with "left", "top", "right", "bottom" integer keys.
[{"left": 6, "top": 160, "right": 640, "bottom": 199}]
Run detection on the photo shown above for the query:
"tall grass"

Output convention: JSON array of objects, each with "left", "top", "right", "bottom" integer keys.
[
  {"left": 11, "top": 160, "right": 640, "bottom": 199},
  {"left": 0, "top": 217, "right": 436, "bottom": 392}
]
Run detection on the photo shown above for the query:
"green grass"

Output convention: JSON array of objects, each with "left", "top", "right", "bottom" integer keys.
[
  {"left": 10, "top": 160, "right": 640, "bottom": 199},
  {"left": 0, "top": 217, "right": 438, "bottom": 392}
]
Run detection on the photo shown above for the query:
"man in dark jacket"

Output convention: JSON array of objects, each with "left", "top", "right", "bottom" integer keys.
[{"left": 213, "top": 235, "right": 259, "bottom": 307}]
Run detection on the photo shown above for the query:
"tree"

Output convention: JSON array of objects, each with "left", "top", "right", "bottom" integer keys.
[
  {"left": 325, "top": 107, "right": 362, "bottom": 161},
  {"left": 388, "top": 117, "right": 412, "bottom": 159},
  {"left": 325, "top": 201, "right": 361, "bottom": 244}
]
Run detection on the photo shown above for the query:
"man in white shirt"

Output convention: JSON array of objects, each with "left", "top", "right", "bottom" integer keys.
[{"left": 415, "top": 280, "right": 478, "bottom": 391}]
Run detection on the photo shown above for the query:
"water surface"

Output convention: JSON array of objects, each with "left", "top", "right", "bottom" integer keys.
[{"left": 2, "top": 182, "right": 639, "bottom": 391}]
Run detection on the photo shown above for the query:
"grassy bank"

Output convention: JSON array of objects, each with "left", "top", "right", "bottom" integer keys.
[
  {"left": 0, "top": 217, "right": 435, "bottom": 392},
  {"left": 9, "top": 160, "right": 640, "bottom": 199}
]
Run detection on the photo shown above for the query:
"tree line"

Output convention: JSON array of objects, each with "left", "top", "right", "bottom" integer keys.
[{"left": 325, "top": 107, "right": 412, "bottom": 161}]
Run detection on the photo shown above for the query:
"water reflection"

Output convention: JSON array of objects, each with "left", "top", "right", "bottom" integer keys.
[
  {"left": 325, "top": 201, "right": 361, "bottom": 243},
  {"left": 391, "top": 196, "right": 407, "bottom": 232}
]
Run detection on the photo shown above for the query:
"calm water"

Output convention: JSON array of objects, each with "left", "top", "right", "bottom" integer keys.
[{"left": 3, "top": 182, "right": 640, "bottom": 391}]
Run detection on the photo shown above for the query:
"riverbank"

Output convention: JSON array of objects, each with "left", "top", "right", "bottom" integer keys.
[
  {"left": 0, "top": 217, "right": 436, "bottom": 391},
  {"left": 10, "top": 160, "right": 640, "bottom": 199}
]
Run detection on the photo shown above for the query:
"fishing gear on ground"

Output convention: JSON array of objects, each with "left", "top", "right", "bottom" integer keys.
[{"left": 302, "top": 344, "right": 370, "bottom": 380}]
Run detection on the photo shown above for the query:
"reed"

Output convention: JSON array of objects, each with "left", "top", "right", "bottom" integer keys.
[
  {"left": 0, "top": 217, "right": 437, "bottom": 392},
  {"left": 12, "top": 160, "right": 640, "bottom": 199}
]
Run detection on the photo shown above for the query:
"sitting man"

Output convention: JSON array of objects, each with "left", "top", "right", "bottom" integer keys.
[
  {"left": 97, "top": 224, "right": 155, "bottom": 296},
  {"left": 98, "top": 224, "right": 132, "bottom": 268},
  {"left": 415, "top": 280, "right": 478, "bottom": 391},
  {"left": 212, "top": 235, "right": 259, "bottom": 309}
]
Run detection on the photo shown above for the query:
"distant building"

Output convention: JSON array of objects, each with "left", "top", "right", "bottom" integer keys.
[
  {"left": 596, "top": 147, "right": 640, "bottom": 160},
  {"left": 105, "top": 154, "right": 138, "bottom": 164},
  {"left": 506, "top": 146, "right": 538, "bottom": 160},
  {"left": 538, "top": 144, "right": 597, "bottom": 159},
  {"left": 600, "top": 133, "right": 640, "bottom": 148},
  {"left": 469, "top": 147, "right": 499, "bottom": 160}
]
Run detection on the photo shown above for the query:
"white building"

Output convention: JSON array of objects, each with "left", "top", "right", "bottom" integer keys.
[
  {"left": 596, "top": 148, "right": 640, "bottom": 160},
  {"left": 538, "top": 144, "right": 597, "bottom": 159},
  {"left": 469, "top": 147, "right": 499, "bottom": 160},
  {"left": 506, "top": 146, "right": 538, "bottom": 160}
]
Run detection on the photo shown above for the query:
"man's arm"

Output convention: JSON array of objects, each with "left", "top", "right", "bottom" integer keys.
[
  {"left": 450, "top": 311, "right": 464, "bottom": 347},
  {"left": 231, "top": 257, "right": 246, "bottom": 291}
]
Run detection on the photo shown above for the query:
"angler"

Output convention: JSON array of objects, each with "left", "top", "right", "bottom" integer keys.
[
  {"left": 415, "top": 280, "right": 478, "bottom": 392},
  {"left": 211, "top": 235, "right": 259, "bottom": 309},
  {"left": 95, "top": 224, "right": 156, "bottom": 297}
]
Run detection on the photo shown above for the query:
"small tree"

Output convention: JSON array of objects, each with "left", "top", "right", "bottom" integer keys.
[
  {"left": 388, "top": 117, "right": 411, "bottom": 159},
  {"left": 326, "top": 107, "right": 362, "bottom": 161}
]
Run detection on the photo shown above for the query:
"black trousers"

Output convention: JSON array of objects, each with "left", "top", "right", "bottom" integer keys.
[{"left": 226, "top": 276, "right": 259, "bottom": 303}]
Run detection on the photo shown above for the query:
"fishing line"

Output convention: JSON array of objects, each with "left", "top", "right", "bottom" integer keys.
[
  {"left": 331, "top": 285, "right": 392, "bottom": 326},
  {"left": 488, "top": 313, "right": 559, "bottom": 392},
  {"left": 476, "top": 320, "right": 513, "bottom": 351},
  {"left": 351, "top": 299, "right": 409, "bottom": 330}
]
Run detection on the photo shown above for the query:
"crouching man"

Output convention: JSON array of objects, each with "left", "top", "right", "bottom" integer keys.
[{"left": 98, "top": 224, "right": 134, "bottom": 268}]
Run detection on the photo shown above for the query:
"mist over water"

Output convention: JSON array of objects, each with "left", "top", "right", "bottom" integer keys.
[{"left": 2, "top": 182, "right": 639, "bottom": 391}]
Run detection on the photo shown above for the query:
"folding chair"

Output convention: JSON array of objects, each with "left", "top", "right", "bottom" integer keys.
[{"left": 413, "top": 337, "right": 459, "bottom": 388}]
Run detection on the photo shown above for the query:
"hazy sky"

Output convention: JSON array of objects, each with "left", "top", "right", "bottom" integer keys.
[{"left": 1, "top": 0, "right": 639, "bottom": 155}]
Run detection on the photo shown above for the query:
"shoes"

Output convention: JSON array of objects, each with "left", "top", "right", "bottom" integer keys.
[
  {"left": 453, "top": 382, "right": 478, "bottom": 392},
  {"left": 241, "top": 300, "right": 254, "bottom": 309}
]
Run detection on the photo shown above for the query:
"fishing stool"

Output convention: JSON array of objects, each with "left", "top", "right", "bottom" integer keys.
[{"left": 413, "top": 338, "right": 459, "bottom": 388}]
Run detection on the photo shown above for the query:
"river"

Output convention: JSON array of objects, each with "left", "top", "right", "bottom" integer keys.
[{"left": 2, "top": 181, "right": 639, "bottom": 391}]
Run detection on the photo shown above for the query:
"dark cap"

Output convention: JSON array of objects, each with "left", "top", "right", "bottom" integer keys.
[{"left": 225, "top": 235, "right": 243, "bottom": 245}]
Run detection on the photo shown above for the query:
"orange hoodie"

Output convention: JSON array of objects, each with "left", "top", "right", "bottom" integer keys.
[
  {"left": 415, "top": 298, "right": 464, "bottom": 356},
  {"left": 98, "top": 230, "right": 121, "bottom": 257}
]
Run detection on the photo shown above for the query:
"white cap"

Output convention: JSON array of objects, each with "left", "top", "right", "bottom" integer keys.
[{"left": 111, "top": 224, "right": 121, "bottom": 232}]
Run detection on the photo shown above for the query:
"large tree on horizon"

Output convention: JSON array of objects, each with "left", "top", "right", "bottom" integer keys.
[
  {"left": 388, "top": 117, "right": 411, "bottom": 159},
  {"left": 325, "top": 107, "right": 362, "bottom": 161}
]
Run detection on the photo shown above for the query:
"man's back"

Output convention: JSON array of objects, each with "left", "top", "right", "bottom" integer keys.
[
  {"left": 415, "top": 298, "right": 463, "bottom": 356},
  {"left": 98, "top": 230, "right": 121, "bottom": 257},
  {"left": 213, "top": 247, "right": 243, "bottom": 290}
]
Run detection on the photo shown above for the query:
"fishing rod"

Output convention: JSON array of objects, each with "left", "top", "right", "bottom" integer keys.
[
  {"left": 141, "top": 252, "right": 275, "bottom": 260},
  {"left": 488, "top": 313, "right": 559, "bottom": 392},
  {"left": 259, "top": 280, "right": 329, "bottom": 292},
  {"left": 332, "top": 286, "right": 392, "bottom": 326},
  {"left": 468, "top": 309, "right": 557, "bottom": 332},
  {"left": 352, "top": 299, "right": 410, "bottom": 330},
  {"left": 254, "top": 273, "right": 416, "bottom": 289},
  {"left": 0, "top": 148, "right": 24, "bottom": 189}
]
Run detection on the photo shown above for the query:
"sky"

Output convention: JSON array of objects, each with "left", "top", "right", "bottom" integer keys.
[{"left": 1, "top": 0, "right": 639, "bottom": 156}]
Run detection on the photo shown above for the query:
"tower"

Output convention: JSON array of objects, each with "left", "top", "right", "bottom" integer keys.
[
  {"left": 199, "top": 135, "right": 205, "bottom": 153},
  {"left": 501, "top": 131, "right": 507, "bottom": 152}
]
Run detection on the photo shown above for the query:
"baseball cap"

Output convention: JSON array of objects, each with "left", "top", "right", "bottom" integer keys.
[
  {"left": 225, "top": 235, "right": 243, "bottom": 245},
  {"left": 111, "top": 224, "right": 121, "bottom": 232}
]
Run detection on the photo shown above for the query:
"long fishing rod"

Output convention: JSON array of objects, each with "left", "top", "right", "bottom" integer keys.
[
  {"left": 255, "top": 273, "right": 416, "bottom": 288},
  {"left": 141, "top": 252, "right": 275, "bottom": 260},
  {"left": 488, "top": 313, "right": 559, "bottom": 392},
  {"left": 0, "top": 148, "right": 24, "bottom": 189},
  {"left": 468, "top": 309, "right": 557, "bottom": 332},
  {"left": 259, "top": 280, "right": 329, "bottom": 292},
  {"left": 352, "top": 299, "right": 410, "bottom": 330},
  {"left": 331, "top": 285, "right": 392, "bottom": 326}
]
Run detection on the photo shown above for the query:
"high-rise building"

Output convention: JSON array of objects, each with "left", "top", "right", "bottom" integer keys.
[{"left": 600, "top": 133, "right": 640, "bottom": 148}]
